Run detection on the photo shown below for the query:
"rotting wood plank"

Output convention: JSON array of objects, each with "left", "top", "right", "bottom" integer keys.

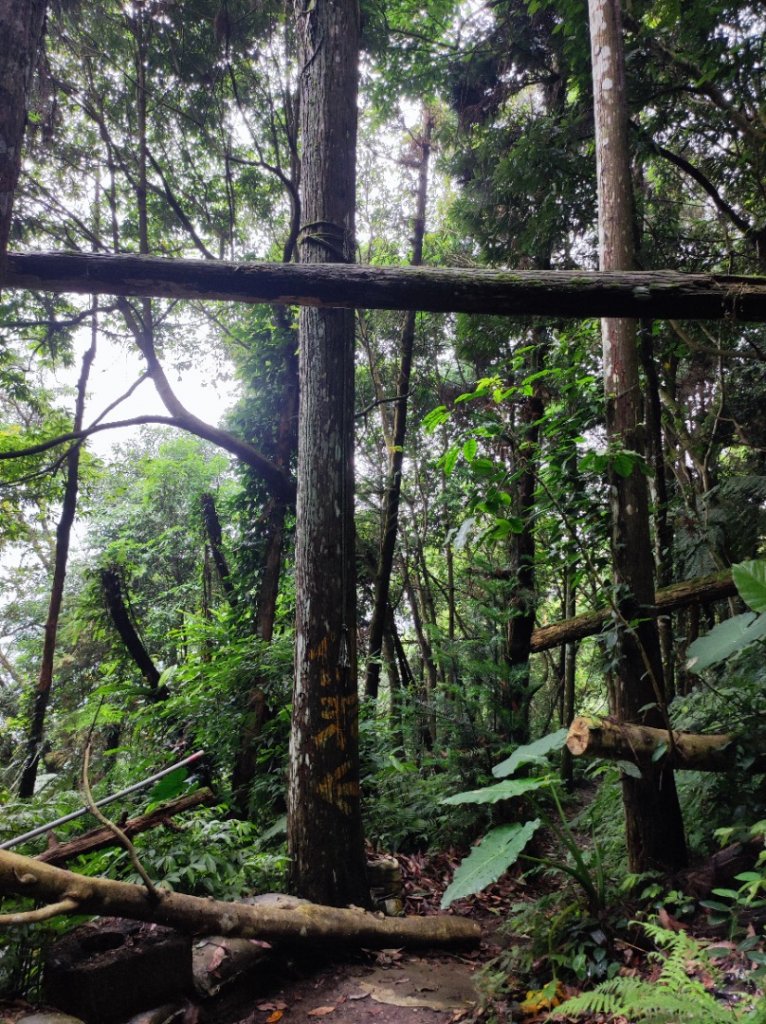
[
  {"left": 36, "top": 789, "right": 215, "bottom": 866},
  {"left": 3, "top": 252, "right": 766, "bottom": 321}
]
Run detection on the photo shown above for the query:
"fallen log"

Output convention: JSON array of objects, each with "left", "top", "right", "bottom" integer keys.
[
  {"left": 36, "top": 788, "right": 216, "bottom": 866},
  {"left": 530, "top": 570, "right": 735, "bottom": 653},
  {"left": 3, "top": 251, "right": 766, "bottom": 321},
  {"left": 0, "top": 848, "right": 481, "bottom": 948},
  {"left": 566, "top": 715, "right": 766, "bottom": 773}
]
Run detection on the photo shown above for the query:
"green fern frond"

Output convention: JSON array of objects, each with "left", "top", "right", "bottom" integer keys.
[{"left": 550, "top": 924, "right": 762, "bottom": 1023}]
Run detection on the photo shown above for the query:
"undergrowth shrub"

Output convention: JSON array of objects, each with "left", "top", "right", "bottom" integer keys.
[
  {"left": 82, "top": 808, "right": 288, "bottom": 899},
  {"left": 359, "top": 706, "right": 484, "bottom": 851}
]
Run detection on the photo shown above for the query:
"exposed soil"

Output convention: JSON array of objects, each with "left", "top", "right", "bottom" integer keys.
[{"left": 215, "top": 949, "right": 483, "bottom": 1024}]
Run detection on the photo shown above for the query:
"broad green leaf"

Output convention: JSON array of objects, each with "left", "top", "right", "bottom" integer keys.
[
  {"left": 617, "top": 760, "right": 643, "bottom": 779},
  {"left": 492, "top": 728, "right": 569, "bottom": 778},
  {"left": 148, "top": 767, "right": 188, "bottom": 804},
  {"left": 441, "top": 447, "right": 459, "bottom": 477},
  {"left": 423, "top": 405, "right": 449, "bottom": 432},
  {"left": 440, "top": 820, "right": 540, "bottom": 908},
  {"left": 482, "top": 516, "right": 524, "bottom": 541},
  {"left": 442, "top": 776, "right": 550, "bottom": 805},
  {"left": 612, "top": 451, "right": 637, "bottom": 478},
  {"left": 463, "top": 438, "right": 478, "bottom": 462},
  {"left": 470, "top": 457, "right": 496, "bottom": 478},
  {"left": 732, "top": 560, "right": 766, "bottom": 613},
  {"left": 686, "top": 612, "right": 766, "bottom": 671}
]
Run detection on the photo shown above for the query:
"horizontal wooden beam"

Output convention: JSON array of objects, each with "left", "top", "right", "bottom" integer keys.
[
  {"left": 3, "top": 251, "right": 766, "bottom": 320},
  {"left": 530, "top": 570, "right": 736, "bottom": 653},
  {"left": 566, "top": 714, "right": 766, "bottom": 773}
]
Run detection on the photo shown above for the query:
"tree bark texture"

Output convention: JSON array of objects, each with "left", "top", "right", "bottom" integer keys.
[
  {"left": 529, "top": 570, "right": 736, "bottom": 653},
  {"left": 366, "top": 111, "right": 433, "bottom": 699},
  {"left": 19, "top": 333, "right": 95, "bottom": 797},
  {"left": 588, "top": 0, "right": 686, "bottom": 871},
  {"left": 566, "top": 715, "right": 764, "bottom": 773},
  {"left": 0, "top": 0, "right": 47, "bottom": 260},
  {"left": 36, "top": 789, "right": 215, "bottom": 866},
  {"left": 3, "top": 252, "right": 766, "bottom": 320},
  {"left": 288, "top": 0, "right": 368, "bottom": 907},
  {"left": 0, "top": 848, "right": 481, "bottom": 948}
]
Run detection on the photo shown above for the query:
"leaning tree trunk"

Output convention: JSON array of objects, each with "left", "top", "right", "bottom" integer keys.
[
  {"left": 101, "top": 567, "right": 162, "bottom": 694},
  {"left": 19, "top": 318, "right": 96, "bottom": 797},
  {"left": 529, "top": 570, "right": 735, "bottom": 652},
  {"left": 588, "top": 0, "right": 686, "bottom": 871},
  {"left": 0, "top": 0, "right": 47, "bottom": 262},
  {"left": 288, "top": 0, "right": 368, "bottom": 907}
]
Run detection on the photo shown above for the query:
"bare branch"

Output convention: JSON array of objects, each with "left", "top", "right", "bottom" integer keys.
[
  {"left": 0, "top": 898, "right": 79, "bottom": 925},
  {"left": 82, "top": 743, "right": 160, "bottom": 901}
]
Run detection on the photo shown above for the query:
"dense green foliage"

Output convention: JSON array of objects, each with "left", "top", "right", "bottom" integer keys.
[{"left": 1, "top": 0, "right": 766, "bottom": 1008}]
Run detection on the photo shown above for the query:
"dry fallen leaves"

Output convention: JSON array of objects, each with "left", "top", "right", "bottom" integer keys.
[{"left": 307, "top": 1006, "right": 336, "bottom": 1017}]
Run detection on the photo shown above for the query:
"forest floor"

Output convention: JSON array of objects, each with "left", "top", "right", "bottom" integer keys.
[
  {"left": 2, "top": 824, "right": 764, "bottom": 1023},
  {"left": 209, "top": 841, "right": 766, "bottom": 1024},
  {"left": 210, "top": 851, "right": 514, "bottom": 1024}
]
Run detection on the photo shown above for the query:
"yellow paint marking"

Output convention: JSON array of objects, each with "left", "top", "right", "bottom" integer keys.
[
  {"left": 315, "top": 693, "right": 357, "bottom": 750},
  {"left": 314, "top": 761, "right": 360, "bottom": 814},
  {"left": 308, "top": 636, "right": 329, "bottom": 662}
]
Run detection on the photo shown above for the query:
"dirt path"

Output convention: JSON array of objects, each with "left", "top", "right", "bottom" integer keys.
[{"left": 218, "top": 951, "right": 482, "bottom": 1024}]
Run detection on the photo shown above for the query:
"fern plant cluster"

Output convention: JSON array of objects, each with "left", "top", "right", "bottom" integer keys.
[{"left": 550, "top": 923, "right": 766, "bottom": 1023}]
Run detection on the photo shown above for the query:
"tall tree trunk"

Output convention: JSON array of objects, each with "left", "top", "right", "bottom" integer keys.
[
  {"left": 382, "top": 621, "right": 405, "bottom": 753},
  {"left": 231, "top": 327, "right": 298, "bottom": 815},
  {"left": 639, "top": 321, "right": 675, "bottom": 696},
  {"left": 365, "top": 111, "right": 433, "bottom": 698},
  {"left": 499, "top": 344, "right": 545, "bottom": 745},
  {"left": 588, "top": 0, "right": 686, "bottom": 871},
  {"left": 559, "top": 567, "right": 577, "bottom": 788},
  {"left": 0, "top": 0, "right": 47, "bottom": 262},
  {"left": 19, "top": 317, "right": 96, "bottom": 796},
  {"left": 288, "top": 0, "right": 368, "bottom": 906}
]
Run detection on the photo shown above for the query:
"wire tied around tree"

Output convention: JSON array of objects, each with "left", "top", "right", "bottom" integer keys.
[{"left": 297, "top": 220, "right": 351, "bottom": 262}]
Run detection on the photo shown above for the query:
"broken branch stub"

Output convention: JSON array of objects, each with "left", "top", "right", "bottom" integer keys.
[{"left": 565, "top": 715, "right": 762, "bottom": 772}]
